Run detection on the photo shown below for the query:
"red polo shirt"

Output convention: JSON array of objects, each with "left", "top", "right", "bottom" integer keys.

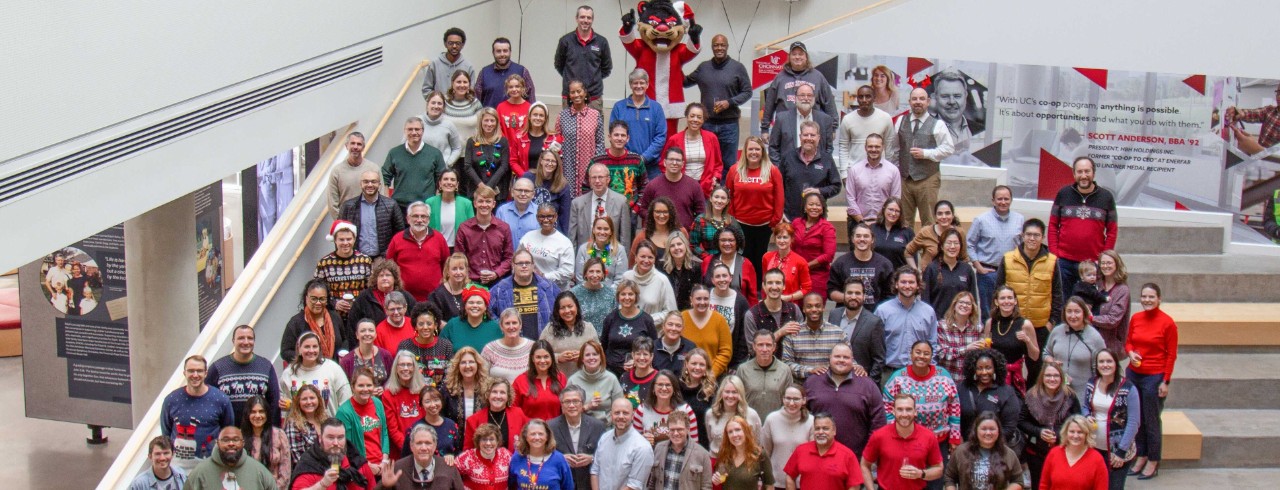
[
  {"left": 783, "top": 440, "right": 864, "bottom": 490},
  {"left": 861, "top": 423, "right": 941, "bottom": 490}
]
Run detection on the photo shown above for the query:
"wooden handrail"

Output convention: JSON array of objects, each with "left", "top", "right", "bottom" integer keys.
[
  {"left": 97, "top": 59, "right": 429, "bottom": 490},
  {"left": 243, "top": 59, "right": 429, "bottom": 329},
  {"left": 754, "top": 0, "right": 902, "bottom": 52}
]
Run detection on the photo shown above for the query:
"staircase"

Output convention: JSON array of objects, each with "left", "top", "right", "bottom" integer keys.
[{"left": 828, "top": 172, "right": 1280, "bottom": 487}]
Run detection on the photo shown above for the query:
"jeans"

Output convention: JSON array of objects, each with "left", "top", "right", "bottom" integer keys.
[
  {"left": 976, "top": 270, "right": 998, "bottom": 319},
  {"left": 925, "top": 440, "right": 951, "bottom": 490},
  {"left": 703, "top": 119, "right": 740, "bottom": 182},
  {"left": 1098, "top": 449, "right": 1133, "bottom": 489},
  {"left": 1127, "top": 368, "right": 1166, "bottom": 461},
  {"left": 1058, "top": 258, "right": 1081, "bottom": 302}
]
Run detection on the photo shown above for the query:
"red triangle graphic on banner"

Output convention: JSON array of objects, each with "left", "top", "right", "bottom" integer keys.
[
  {"left": 1038, "top": 149, "right": 1074, "bottom": 200},
  {"left": 1074, "top": 67, "right": 1109, "bottom": 89},
  {"left": 1174, "top": 201, "right": 1190, "bottom": 210},
  {"left": 1182, "top": 74, "right": 1206, "bottom": 95},
  {"left": 907, "top": 57, "right": 933, "bottom": 78}
]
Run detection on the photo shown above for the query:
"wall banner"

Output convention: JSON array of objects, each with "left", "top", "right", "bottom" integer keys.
[
  {"left": 810, "top": 51, "right": 1275, "bottom": 212},
  {"left": 20, "top": 224, "right": 133, "bottom": 429}
]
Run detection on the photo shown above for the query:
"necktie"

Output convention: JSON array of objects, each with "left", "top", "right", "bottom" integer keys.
[
  {"left": 596, "top": 197, "right": 606, "bottom": 219},
  {"left": 913, "top": 119, "right": 921, "bottom": 133}
]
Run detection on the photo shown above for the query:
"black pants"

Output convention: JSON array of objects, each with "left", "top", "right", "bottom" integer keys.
[
  {"left": 740, "top": 223, "right": 772, "bottom": 288},
  {"left": 1098, "top": 449, "right": 1133, "bottom": 489}
]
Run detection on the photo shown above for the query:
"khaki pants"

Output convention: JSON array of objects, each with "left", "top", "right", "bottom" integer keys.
[
  {"left": 901, "top": 172, "right": 941, "bottom": 228},
  {"left": 588, "top": 98, "right": 604, "bottom": 114}
]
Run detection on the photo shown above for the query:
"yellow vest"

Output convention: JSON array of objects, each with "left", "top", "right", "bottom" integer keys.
[{"left": 1001, "top": 248, "right": 1058, "bottom": 328}]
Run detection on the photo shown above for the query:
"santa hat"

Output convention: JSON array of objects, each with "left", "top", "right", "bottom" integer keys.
[
  {"left": 674, "top": 1, "right": 694, "bottom": 25},
  {"left": 326, "top": 220, "right": 357, "bottom": 241}
]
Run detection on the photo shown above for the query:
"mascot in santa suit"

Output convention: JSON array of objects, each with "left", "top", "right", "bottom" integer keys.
[{"left": 620, "top": 0, "right": 702, "bottom": 134}]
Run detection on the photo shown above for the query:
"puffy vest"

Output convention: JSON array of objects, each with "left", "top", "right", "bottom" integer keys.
[{"left": 1001, "top": 248, "right": 1058, "bottom": 328}]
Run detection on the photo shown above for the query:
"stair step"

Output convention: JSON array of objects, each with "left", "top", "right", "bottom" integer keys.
[
  {"left": 826, "top": 207, "right": 1223, "bottom": 255},
  {"left": 1166, "top": 353, "right": 1280, "bottom": 409},
  {"left": 1158, "top": 303, "right": 1280, "bottom": 347},
  {"left": 1128, "top": 468, "right": 1280, "bottom": 489},
  {"left": 1124, "top": 254, "right": 1280, "bottom": 303},
  {"left": 1165, "top": 409, "right": 1280, "bottom": 468}
]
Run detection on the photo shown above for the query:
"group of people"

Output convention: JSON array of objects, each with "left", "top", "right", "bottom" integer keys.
[{"left": 139, "top": 9, "right": 1181, "bottom": 490}]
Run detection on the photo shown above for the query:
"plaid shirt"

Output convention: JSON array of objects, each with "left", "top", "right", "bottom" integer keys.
[
  {"left": 661, "top": 445, "right": 687, "bottom": 490},
  {"left": 781, "top": 322, "right": 847, "bottom": 382},
  {"left": 1237, "top": 105, "right": 1280, "bottom": 148},
  {"left": 935, "top": 320, "right": 984, "bottom": 382}
]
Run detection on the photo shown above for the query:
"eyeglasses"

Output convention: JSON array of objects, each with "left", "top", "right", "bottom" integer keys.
[
  {"left": 562, "top": 398, "right": 583, "bottom": 406},
  {"left": 514, "top": 261, "right": 534, "bottom": 267},
  {"left": 218, "top": 437, "right": 244, "bottom": 444},
  {"left": 537, "top": 215, "right": 557, "bottom": 220},
  {"left": 307, "top": 296, "right": 329, "bottom": 304}
]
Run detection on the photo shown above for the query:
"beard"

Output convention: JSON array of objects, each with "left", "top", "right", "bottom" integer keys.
[
  {"left": 220, "top": 447, "right": 243, "bottom": 465},
  {"left": 797, "top": 101, "right": 814, "bottom": 113}
]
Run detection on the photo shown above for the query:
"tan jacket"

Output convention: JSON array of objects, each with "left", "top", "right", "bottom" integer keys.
[{"left": 648, "top": 440, "right": 713, "bottom": 490}]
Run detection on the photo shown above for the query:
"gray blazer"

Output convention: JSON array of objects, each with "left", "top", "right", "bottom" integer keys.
[
  {"left": 548, "top": 414, "right": 606, "bottom": 490},
  {"left": 649, "top": 440, "right": 713, "bottom": 490},
  {"left": 768, "top": 108, "right": 837, "bottom": 164},
  {"left": 570, "top": 189, "right": 634, "bottom": 247},
  {"left": 828, "top": 307, "right": 887, "bottom": 382}
]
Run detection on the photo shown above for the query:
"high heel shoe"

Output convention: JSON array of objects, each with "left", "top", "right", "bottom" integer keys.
[
  {"left": 1128, "top": 459, "right": 1147, "bottom": 476},
  {"left": 1136, "top": 464, "right": 1159, "bottom": 480}
]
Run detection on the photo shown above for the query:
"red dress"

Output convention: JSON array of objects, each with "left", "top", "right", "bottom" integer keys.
[
  {"left": 511, "top": 372, "right": 567, "bottom": 420},
  {"left": 497, "top": 100, "right": 532, "bottom": 174},
  {"left": 791, "top": 217, "right": 837, "bottom": 300},
  {"left": 762, "top": 249, "right": 812, "bottom": 304}
]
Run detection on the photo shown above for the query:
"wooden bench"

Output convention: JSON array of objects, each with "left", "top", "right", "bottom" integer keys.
[
  {"left": 1162, "top": 410, "right": 1202, "bottom": 460},
  {"left": 1158, "top": 303, "right": 1280, "bottom": 347}
]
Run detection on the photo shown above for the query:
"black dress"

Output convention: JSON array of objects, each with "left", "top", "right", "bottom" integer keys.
[{"left": 667, "top": 265, "right": 704, "bottom": 310}]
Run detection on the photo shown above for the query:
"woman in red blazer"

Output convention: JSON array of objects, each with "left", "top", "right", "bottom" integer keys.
[
  {"left": 463, "top": 377, "right": 528, "bottom": 452},
  {"left": 661, "top": 103, "right": 722, "bottom": 195}
]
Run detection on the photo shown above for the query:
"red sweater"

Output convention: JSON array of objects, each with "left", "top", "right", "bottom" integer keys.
[
  {"left": 1039, "top": 445, "right": 1108, "bottom": 489},
  {"left": 497, "top": 100, "right": 532, "bottom": 174},
  {"left": 374, "top": 319, "right": 415, "bottom": 354},
  {"left": 512, "top": 372, "right": 567, "bottom": 420},
  {"left": 379, "top": 387, "right": 422, "bottom": 460},
  {"left": 464, "top": 407, "right": 528, "bottom": 451},
  {"left": 384, "top": 229, "right": 450, "bottom": 301},
  {"left": 661, "top": 129, "right": 723, "bottom": 195},
  {"left": 762, "top": 250, "right": 812, "bottom": 302},
  {"left": 726, "top": 164, "right": 784, "bottom": 227},
  {"left": 1125, "top": 307, "right": 1179, "bottom": 382}
]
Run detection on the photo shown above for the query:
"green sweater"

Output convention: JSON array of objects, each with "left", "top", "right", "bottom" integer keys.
[
  {"left": 184, "top": 450, "right": 277, "bottom": 489},
  {"left": 382, "top": 143, "right": 446, "bottom": 205},
  {"left": 441, "top": 317, "right": 502, "bottom": 354},
  {"left": 336, "top": 397, "right": 390, "bottom": 461},
  {"left": 425, "top": 194, "right": 475, "bottom": 236}
]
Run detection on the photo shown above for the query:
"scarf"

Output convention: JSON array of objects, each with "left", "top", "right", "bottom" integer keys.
[
  {"left": 305, "top": 310, "right": 336, "bottom": 358},
  {"left": 1026, "top": 388, "right": 1072, "bottom": 429}
]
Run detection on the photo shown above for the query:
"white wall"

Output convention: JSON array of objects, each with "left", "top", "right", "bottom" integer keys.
[
  {"left": 804, "top": 0, "right": 1280, "bottom": 81},
  {"left": 498, "top": 0, "right": 877, "bottom": 106},
  {"left": 0, "top": 0, "right": 503, "bottom": 272}
]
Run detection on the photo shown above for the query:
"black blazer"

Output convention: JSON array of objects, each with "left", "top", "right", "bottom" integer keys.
[
  {"left": 548, "top": 414, "right": 607, "bottom": 490},
  {"left": 768, "top": 108, "right": 837, "bottom": 164},
  {"left": 827, "top": 307, "right": 886, "bottom": 382}
]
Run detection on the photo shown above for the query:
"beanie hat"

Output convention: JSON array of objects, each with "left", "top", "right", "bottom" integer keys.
[{"left": 461, "top": 284, "right": 491, "bottom": 308}]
